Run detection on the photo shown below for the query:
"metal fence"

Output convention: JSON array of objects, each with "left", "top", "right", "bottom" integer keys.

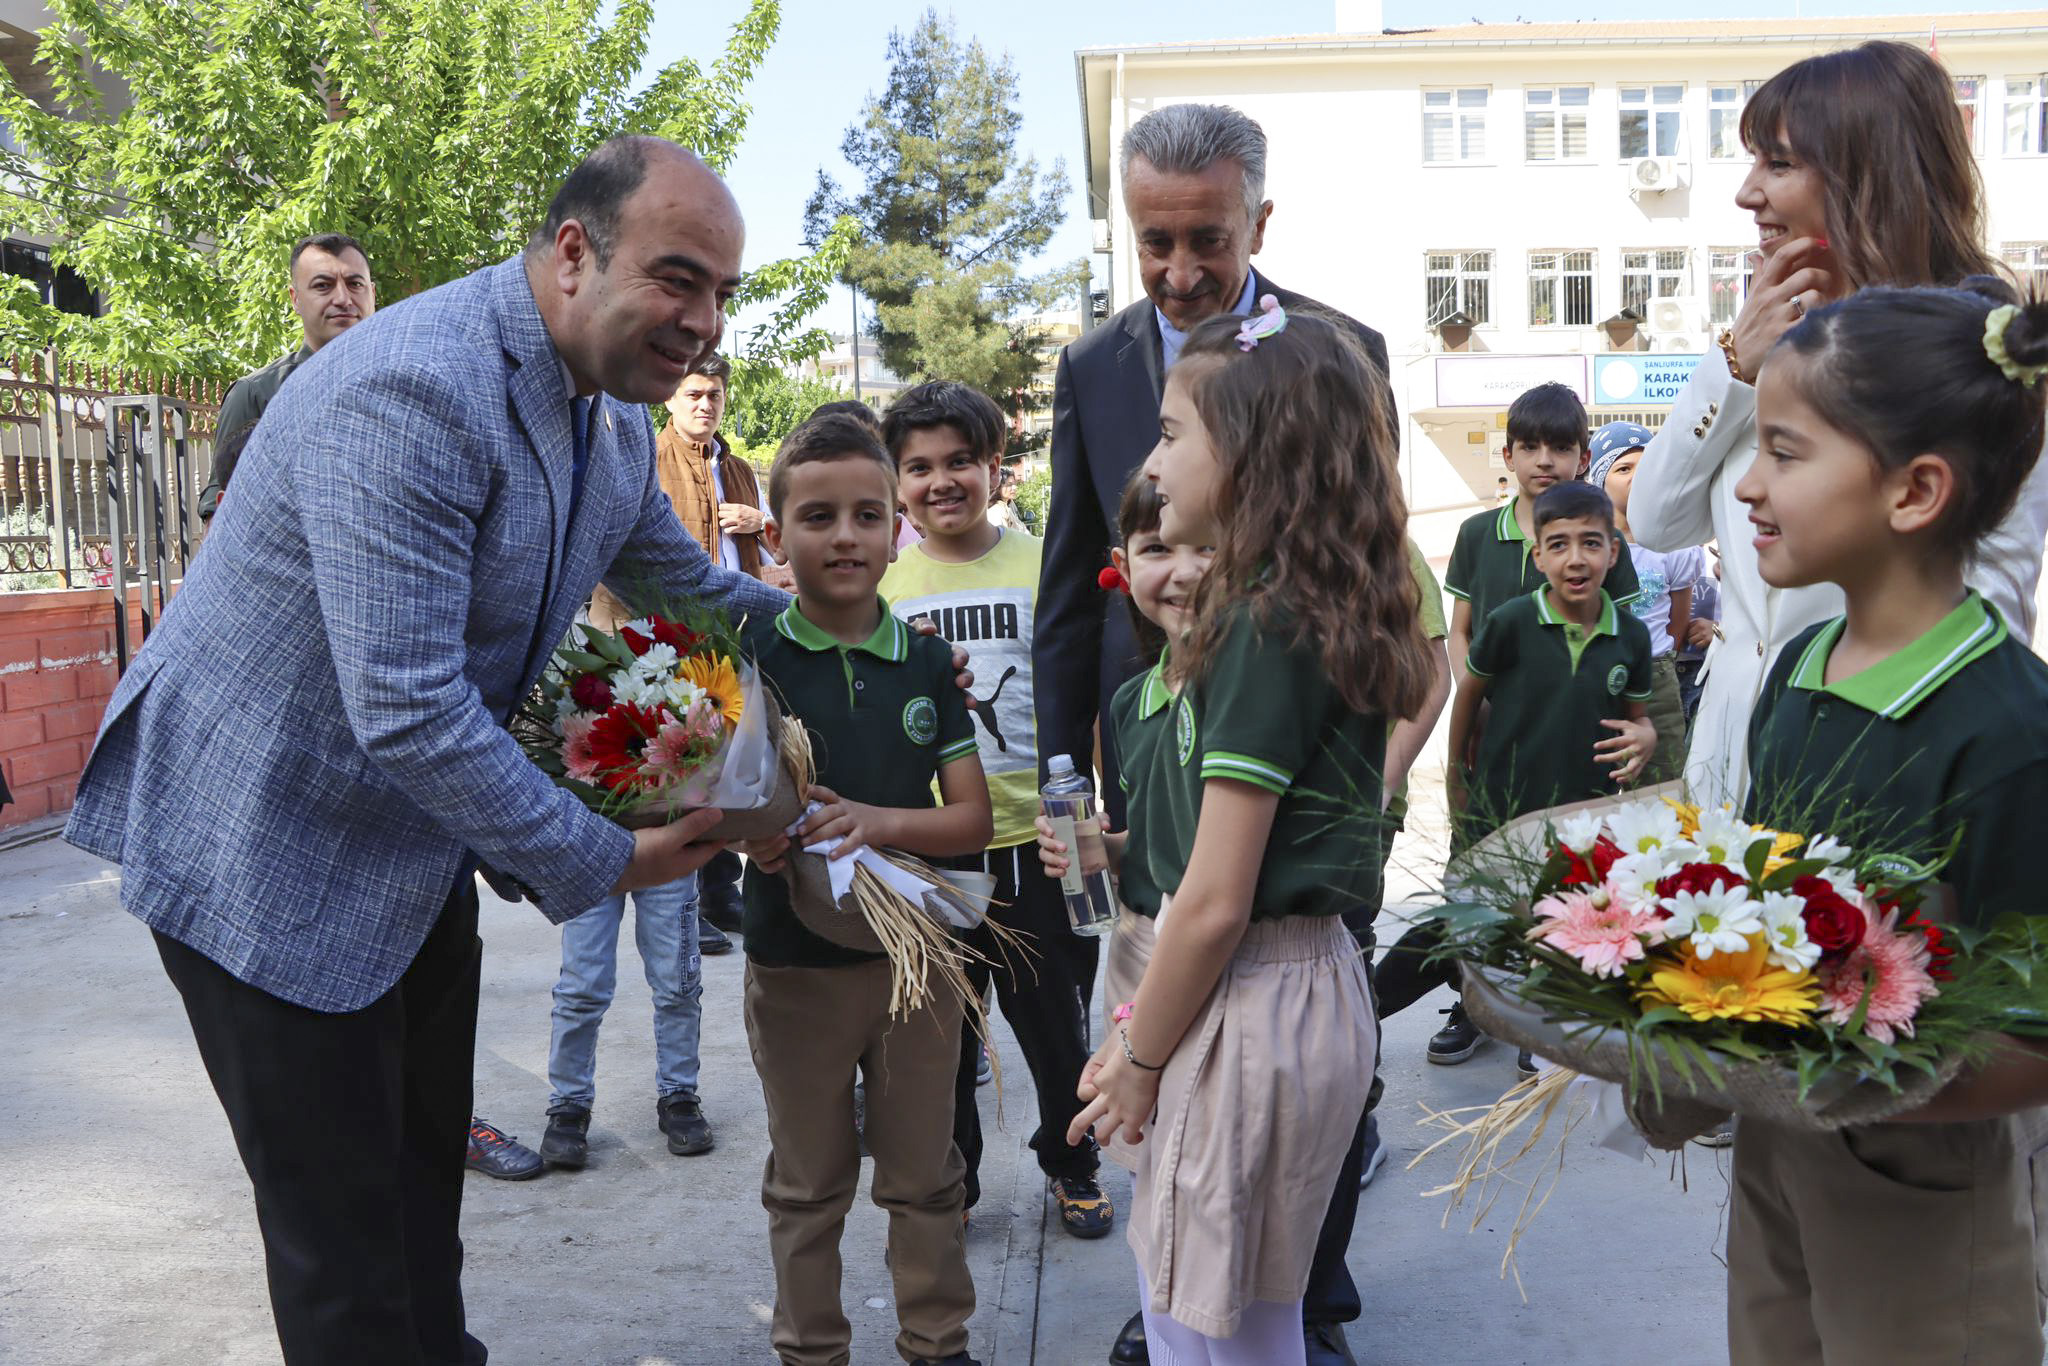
[{"left": 0, "top": 349, "right": 223, "bottom": 596}]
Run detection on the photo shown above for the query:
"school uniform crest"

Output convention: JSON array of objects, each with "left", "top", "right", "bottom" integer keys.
[
  {"left": 1606, "top": 664, "right": 1629, "bottom": 696},
  {"left": 1175, "top": 696, "right": 1197, "bottom": 766},
  {"left": 902, "top": 695, "right": 939, "bottom": 745}
]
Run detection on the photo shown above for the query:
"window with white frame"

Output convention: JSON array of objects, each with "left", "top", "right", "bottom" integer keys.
[
  {"left": 2005, "top": 76, "right": 2048, "bottom": 155},
  {"left": 1955, "top": 76, "right": 1987, "bottom": 154},
  {"left": 1619, "top": 84, "right": 1685, "bottom": 159},
  {"left": 2005, "top": 242, "right": 2048, "bottom": 293},
  {"left": 1528, "top": 251, "right": 1595, "bottom": 326},
  {"left": 1708, "top": 249, "right": 1752, "bottom": 328},
  {"left": 1524, "top": 86, "right": 1591, "bottom": 162},
  {"left": 1423, "top": 88, "right": 1489, "bottom": 163},
  {"left": 1707, "top": 82, "right": 1759, "bottom": 160},
  {"left": 1620, "top": 249, "right": 1688, "bottom": 316},
  {"left": 1426, "top": 251, "right": 1493, "bottom": 325}
]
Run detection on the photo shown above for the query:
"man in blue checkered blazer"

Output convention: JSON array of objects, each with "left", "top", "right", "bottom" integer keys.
[{"left": 65, "top": 138, "right": 778, "bottom": 1366}]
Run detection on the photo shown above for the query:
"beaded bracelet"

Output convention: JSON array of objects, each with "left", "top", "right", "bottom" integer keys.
[{"left": 1119, "top": 1026, "right": 1165, "bottom": 1072}]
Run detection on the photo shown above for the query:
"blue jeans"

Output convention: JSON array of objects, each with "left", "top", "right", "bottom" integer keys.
[{"left": 546, "top": 874, "right": 702, "bottom": 1111}]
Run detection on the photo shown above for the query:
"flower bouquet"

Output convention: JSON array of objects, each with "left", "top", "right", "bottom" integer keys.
[
  {"left": 514, "top": 607, "right": 1011, "bottom": 1019},
  {"left": 1409, "top": 789, "right": 2048, "bottom": 1284}
]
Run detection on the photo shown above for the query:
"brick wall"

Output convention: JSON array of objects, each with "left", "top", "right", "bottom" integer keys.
[{"left": 0, "top": 588, "right": 157, "bottom": 829}]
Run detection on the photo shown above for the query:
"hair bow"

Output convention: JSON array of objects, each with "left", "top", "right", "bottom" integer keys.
[
  {"left": 1098, "top": 565, "right": 1131, "bottom": 595},
  {"left": 1235, "top": 294, "right": 1288, "bottom": 352}
]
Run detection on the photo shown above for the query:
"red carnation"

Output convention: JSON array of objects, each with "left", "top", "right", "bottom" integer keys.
[
  {"left": 569, "top": 672, "right": 614, "bottom": 711},
  {"left": 1793, "top": 875, "right": 1866, "bottom": 956},
  {"left": 1900, "top": 909, "right": 1956, "bottom": 980},
  {"left": 649, "top": 616, "right": 702, "bottom": 653},
  {"left": 1656, "top": 862, "right": 1745, "bottom": 901},
  {"left": 619, "top": 626, "right": 654, "bottom": 657},
  {"left": 1559, "top": 836, "right": 1624, "bottom": 888},
  {"left": 584, "top": 702, "right": 667, "bottom": 792}
]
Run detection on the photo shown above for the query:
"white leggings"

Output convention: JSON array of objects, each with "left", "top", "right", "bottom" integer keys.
[{"left": 1137, "top": 1270, "right": 1306, "bottom": 1366}]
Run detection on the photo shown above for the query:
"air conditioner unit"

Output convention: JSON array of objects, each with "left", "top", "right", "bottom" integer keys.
[
  {"left": 1652, "top": 332, "right": 1703, "bottom": 353},
  {"left": 1627, "top": 156, "right": 1688, "bottom": 194},
  {"left": 1647, "top": 296, "right": 1701, "bottom": 335}
]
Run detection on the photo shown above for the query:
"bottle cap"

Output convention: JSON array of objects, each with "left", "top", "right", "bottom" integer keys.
[{"left": 1047, "top": 754, "right": 1076, "bottom": 776}]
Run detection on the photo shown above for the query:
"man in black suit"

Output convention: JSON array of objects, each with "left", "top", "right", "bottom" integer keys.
[{"left": 1034, "top": 103, "right": 1387, "bottom": 1366}]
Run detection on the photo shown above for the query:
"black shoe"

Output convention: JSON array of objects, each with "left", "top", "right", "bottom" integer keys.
[
  {"left": 1305, "top": 1319, "right": 1359, "bottom": 1366},
  {"left": 908, "top": 1354, "right": 982, "bottom": 1366},
  {"left": 540, "top": 1106, "right": 590, "bottom": 1170},
  {"left": 1517, "top": 1047, "right": 1540, "bottom": 1077},
  {"left": 700, "top": 894, "right": 743, "bottom": 935},
  {"left": 1358, "top": 1115, "right": 1389, "bottom": 1190},
  {"left": 975, "top": 1046, "right": 993, "bottom": 1087},
  {"left": 1109, "top": 1311, "right": 1148, "bottom": 1365},
  {"left": 1051, "top": 1173, "right": 1115, "bottom": 1239},
  {"left": 1426, "top": 1002, "right": 1482, "bottom": 1065},
  {"left": 697, "top": 916, "right": 733, "bottom": 955},
  {"left": 658, "top": 1090, "right": 714, "bottom": 1155},
  {"left": 465, "top": 1117, "right": 544, "bottom": 1180}
]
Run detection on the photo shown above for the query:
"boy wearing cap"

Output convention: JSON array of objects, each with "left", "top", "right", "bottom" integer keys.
[{"left": 1588, "top": 421, "right": 1705, "bottom": 785}]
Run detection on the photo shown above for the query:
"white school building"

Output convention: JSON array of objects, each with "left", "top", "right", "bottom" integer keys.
[{"left": 1074, "top": 6, "right": 2048, "bottom": 546}]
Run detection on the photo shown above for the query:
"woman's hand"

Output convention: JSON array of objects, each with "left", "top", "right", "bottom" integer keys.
[
  {"left": 1034, "top": 813, "right": 1070, "bottom": 879},
  {"left": 799, "top": 784, "right": 894, "bottom": 860},
  {"left": 1596, "top": 718, "right": 1658, "bottom": 786},
  {"left": 1727, "top": 239, "right": 1840, "bottom": 383},
  {"left": 1068, "top": 1037, "right": 1160, "bottom": 1149}
]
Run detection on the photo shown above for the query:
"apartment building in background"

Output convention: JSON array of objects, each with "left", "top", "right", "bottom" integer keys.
[{"left": 1076, "top": 5, "right": 2048, "bottom": 541}]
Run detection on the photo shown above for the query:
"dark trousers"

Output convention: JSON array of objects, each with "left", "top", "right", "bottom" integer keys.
[
  {"left": 700, "top": 846, "right": 744, "bottom": 911},
  {"left": 154, "top": 882, "right": 487, "bottom": 1366},
  {"left": 951, "top": 844, "right": 1100, "bottom": 1208}
]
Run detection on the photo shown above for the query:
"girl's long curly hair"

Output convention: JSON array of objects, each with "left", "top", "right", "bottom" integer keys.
[{"left": 1173, "top": 307, "right": 1433, "bottom": 723}]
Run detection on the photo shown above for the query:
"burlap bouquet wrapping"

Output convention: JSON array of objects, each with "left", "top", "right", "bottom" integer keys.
[{"left": 1458, "top": 962, "right": 1968, "bottom": 1148}]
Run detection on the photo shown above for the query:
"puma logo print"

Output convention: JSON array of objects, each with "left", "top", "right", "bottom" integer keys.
[{"left": 972, "top": 666, "right": 1020, "bottom": 752}]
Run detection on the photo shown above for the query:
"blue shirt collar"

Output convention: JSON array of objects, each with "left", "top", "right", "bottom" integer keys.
[{"left": 1157, "top": 272, "right": 1260, "bottom": 372}]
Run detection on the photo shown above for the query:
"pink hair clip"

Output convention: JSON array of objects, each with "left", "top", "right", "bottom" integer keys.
[
  {"left": 1235, "top": 294, "right": 1288, "bottom": 351},
  {"left": 1112, "top": 1001, "right": 1135, "bottom": 1023}
]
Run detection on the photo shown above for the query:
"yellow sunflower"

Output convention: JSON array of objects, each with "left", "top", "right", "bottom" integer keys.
[
  {"left": 1638, "top": 932, "right": 1819, "bottom": 1026},
  {"left": 678, "top": 654, "right": 745, "bottom": 727}
]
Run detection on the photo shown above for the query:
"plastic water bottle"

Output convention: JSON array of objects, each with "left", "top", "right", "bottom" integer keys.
[{"left": 1042, "top": 755, "right": 1118, "bottom": 936}]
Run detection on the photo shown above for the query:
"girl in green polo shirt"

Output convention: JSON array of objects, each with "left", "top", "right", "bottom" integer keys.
[
  {"left": 1055, "top": 300, "right": 1435, "bottom": 1360},
  {"left": 1732, "top": 283, "right": 2048, "bottom": 1362}
]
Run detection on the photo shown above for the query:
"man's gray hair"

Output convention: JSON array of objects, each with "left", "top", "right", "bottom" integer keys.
[{"left": 1120, "top": 103, "right": 1268, "bottom": 222}]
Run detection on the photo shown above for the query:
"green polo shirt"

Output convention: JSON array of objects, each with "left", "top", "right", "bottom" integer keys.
[
  {"left": 1445, "top": 496, "right": 1643, "bottom": 626},
  {"left": 1744, "top": 595, "right": 2048, "bottom": 929},
  {"left": 739, "top": 598, "right": 978, "bottom": 968},
  {"left": 1107, "top": 657, "right": 1178, "bottom": 917},
  {"left": 1462, "top": 589, "right": 1654, "bottom": 842},
  {"left": 1121, "top": 605, "right": 1388, "bottom": 921}
]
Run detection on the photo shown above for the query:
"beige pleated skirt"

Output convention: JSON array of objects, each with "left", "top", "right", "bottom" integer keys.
[{"left": 1101, "top": 901, "right": 1376, "bottom": 1337}]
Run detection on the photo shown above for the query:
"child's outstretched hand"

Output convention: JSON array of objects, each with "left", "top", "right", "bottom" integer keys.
[
  {"left": 1034, "top": 814, "right": 1071, "bottom": 879},
  {"left": 799, "top": 784, "right": 895, "bottom": 861},
  {"left": 1596, "top": 718, "right": 1657, "bottom": 786}
]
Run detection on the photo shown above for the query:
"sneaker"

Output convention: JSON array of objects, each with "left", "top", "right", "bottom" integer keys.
[
  {"left": 465, "top": 1117, "right": 544, "bottom": 1180},
  {"left": 1050, "top": 1174, "right": 1115, "bottom": 1239},
  {"left": 1358, "top": 1116, "right": 1389, "bottom": 1190},
  {"left": 1426, "top": 1002, "right": 1481, "bottom": 1065},
  {"left": 658, "top": 1090, "right": 714, "bottom": 1155},
  {"left": 539, "top": 1106, "right": 591, "bottom": 1170},
  {"left": 975, "top": 1046, "right": 993, "bottom": 1087},
  {"left": 697, "top": 915, "right": 734, "bottom": 956},
  {"left": 1516, "top": 1048, "right": 1540, "bottom": 1077},
  {"left": 1695, "top": 1117, "right": 1737, "bottom": 1148}
]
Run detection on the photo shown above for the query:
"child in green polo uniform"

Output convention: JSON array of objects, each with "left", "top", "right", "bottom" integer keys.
[
  {"left": 733, "top": 412, "right": 994, "bottom": 1366},
  {"left": 1448, "top": 481, "right": 1657, "bottom": 849},
  {"left": 1445, "top": 381, "right": 1643, "bottom": 676},
  {"left": 1723, "top": 286, "right": 2048, "bottom": 1365}
]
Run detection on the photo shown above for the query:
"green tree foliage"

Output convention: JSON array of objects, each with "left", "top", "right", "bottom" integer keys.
[
  {"left": 1012, "top": 463, "right": 1051, "bottom": 535},
  {"left": 0, "top": 0, "right": 851, "bottom": 377},
  {"left": 804, "top": 9, "right": 1083, "bottom": 419},
  {"left": 722, "top": 366, "right": 859, "bottom": 467}
]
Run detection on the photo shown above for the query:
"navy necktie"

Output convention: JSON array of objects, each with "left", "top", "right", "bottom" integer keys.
[{"left": 569, "top": 395, "right": 594, "bottom": 528}]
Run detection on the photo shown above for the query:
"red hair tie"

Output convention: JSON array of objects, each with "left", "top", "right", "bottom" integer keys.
[{"left": 1098, "top": 565, "right": 1130, "bottom": 595}]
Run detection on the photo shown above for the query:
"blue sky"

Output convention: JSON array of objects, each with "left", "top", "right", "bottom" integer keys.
[{"left": 647, "top": 0, "right": 2036, "bottom": 330}]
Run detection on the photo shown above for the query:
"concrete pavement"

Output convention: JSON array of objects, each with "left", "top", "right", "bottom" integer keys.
[{"left": 2, "top": 763, "right": 1734, "bottom": 1364}]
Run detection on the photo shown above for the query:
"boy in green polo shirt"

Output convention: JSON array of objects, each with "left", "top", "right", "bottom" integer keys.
[
  {"left": 735, "top": 411, "right": 994, "bottom": 1366},
  {"left": 1445, "top": 382, "right": 1643, "bottom": 675},
  {"left": 1448, "top": 480, "right": 1657, "bottom": 849}
]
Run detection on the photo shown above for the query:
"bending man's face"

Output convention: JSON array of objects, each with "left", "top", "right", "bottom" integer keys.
[{"left": 1123, "top": 155, "right": 1271, "bottom": 333}]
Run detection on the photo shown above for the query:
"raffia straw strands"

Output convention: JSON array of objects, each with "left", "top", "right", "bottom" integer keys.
[{"left": 1407, "top": 1066, "right": 1589, "bottom": 1301}]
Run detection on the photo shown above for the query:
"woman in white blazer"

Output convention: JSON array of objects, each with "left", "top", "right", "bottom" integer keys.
[{"left": 1629, "top": 41, "right": 2048, "bottom": 807}]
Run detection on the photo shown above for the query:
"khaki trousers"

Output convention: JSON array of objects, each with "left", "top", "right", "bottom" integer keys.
[
  {"left": 1645, "top": 653, "right": 1689, "bottom": 786},
  {"left": 1728, "top": 1114, "right": 2048, "bottom": 1365},
  {"left": 743, "top": 959, "right": 974, "bottom": 1366}
]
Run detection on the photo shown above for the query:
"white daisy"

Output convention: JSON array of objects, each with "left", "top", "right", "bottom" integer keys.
[
  {"left": 1607, "top": 849, "right": 1684, "bottom": 912},
  {"left": 1606, "top": 802, "right": 1684, "bottom": 857},
  {"left": 1692, "top": 806, "right": 1765, "bottom": 870},
  {"left": 630, "top": 642, "right": 680, "bottom": 681},
  {"left": 1756, "top": 890, "right": 1822, "bottom": 973},
  {"left": 1661, "top": 882, "right": 1764, "bottom": 959},
  {"left": 1556, "top": 811, "right": 1606, "bottom": 854}
]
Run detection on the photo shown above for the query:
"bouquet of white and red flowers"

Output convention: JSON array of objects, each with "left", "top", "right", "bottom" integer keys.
[{"left": 515, "top": 607, "right": 1012, "bottom": 1021}]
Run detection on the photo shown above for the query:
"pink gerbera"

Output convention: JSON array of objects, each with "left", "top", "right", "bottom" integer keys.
[
  {"left": 1531, "top": 890, "right": 1663, "bottom": 978},
  {"left": 1818, "top": 906, "right": 1939, "bottom": 1044},
  {"left": 561, "top": 713, "right": 601, "bottom": 782}
]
